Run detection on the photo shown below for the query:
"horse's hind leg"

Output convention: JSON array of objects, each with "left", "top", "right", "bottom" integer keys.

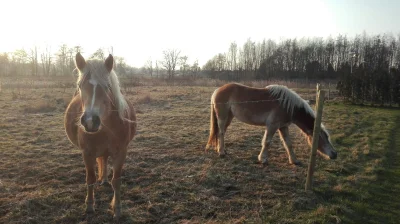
[
  {"left": 217, "top": 118, "right": 227, "bottom": 157},
  {"left": 110, "top": 149, "right": 127, "bottom": 220},
  {"left": 225, "top": 111, "right": 233, "bottom": 132},
  {"left": 258, "top": 126, "right": 278, "bottom": 165},
  {"left": 219, "top": 111, "right": 233, "bottom": 156},
  {"left": 278, "top": 126, "right": 301, "bottom": 165},
  {"left": 97, "top": 155, "right": 109, "bottom": 184}
]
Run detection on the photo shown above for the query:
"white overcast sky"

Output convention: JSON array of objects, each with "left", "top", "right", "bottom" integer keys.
[{"left": 1, "top": 0, "right": 400, "bottom": 67}]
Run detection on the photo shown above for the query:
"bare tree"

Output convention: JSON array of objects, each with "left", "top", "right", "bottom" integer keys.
[
  {"left": 179, "top": 55, "right": 189, "bottom": 76},
  {"left": 0, "top": 53, "right": 9, "bottom": 76},
  {"left": 67, "top": 47, "right": 75, "bottom": 74},
  {"left": 161, "top": 49, "right": 180, "bottom": 78},
  {"left": 145, "top": 59, "right": 153, "bottom": 77},
  {"left": 74, "top": 46, "right": 83, "bottom": 54},
  {"left": 115, "top": 56, "right": 127, "bottom": 75},
  {"left": 191, "top": 59, "right": 200, "bottom": 77},
  {"left": 155, "top": 60, "right": 160, "bottom": 77},
  {"left": 227, "top": 42, "right": 237, "bottom": 72},
  {"left": 12, "top": 49, "right": 28, "bottom": 76},
  {"left": 29, "top": 46, "right": 38, "bottom": 76},
  {"left": 56, "top": 44, "right": 68, "bottom": 76},
  {"left": 90, "top": 48, "right": 105, "bottom": 60},
  {"left": 41, "top": 45, "right": 52, "bottom": 76}
]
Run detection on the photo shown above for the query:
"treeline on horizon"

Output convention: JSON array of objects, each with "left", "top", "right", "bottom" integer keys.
[
  {"left": 0, "top": 32, "right": 399, "bottom": 105},
  {"left": 203, "top": 32, "right": 400, "bottom": 106}
]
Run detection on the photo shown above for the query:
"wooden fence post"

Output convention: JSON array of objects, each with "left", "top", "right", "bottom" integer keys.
[
  {"left": 328, "top": 83, "right": 331, "bottom": 100},
  {"left": 305, "top": 90, "right": 325, "bottom": 191},
  {"left": 316, "top": 83, "right": 320, "bottom": 96}
]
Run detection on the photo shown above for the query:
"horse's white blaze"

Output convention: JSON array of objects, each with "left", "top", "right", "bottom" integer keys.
[{"left": 89, "top": 78, "right": 97, "bottom": 111}]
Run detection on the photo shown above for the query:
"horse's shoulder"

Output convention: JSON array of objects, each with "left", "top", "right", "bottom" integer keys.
[{"left": 65, "top": 94, "right": 82, "bottom": 116}]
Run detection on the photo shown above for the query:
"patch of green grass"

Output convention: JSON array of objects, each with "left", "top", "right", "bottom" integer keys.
[{"left": 310, "top": 104, "right": 400, "bottom": 224}]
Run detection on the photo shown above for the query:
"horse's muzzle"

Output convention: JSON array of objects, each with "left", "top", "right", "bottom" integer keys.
[
  {"left": 81, "top": 113, "right": 101, "bottom": 133},
  {"left": 329, "top": 151, "right": 337, "bottom": 159}
]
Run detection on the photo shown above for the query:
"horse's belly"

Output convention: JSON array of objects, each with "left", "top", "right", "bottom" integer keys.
[{"left": 231, "top": 106, "right": 269, "bottom": 126}]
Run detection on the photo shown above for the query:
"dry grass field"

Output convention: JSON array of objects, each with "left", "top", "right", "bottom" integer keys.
[{"left": 0, "top": 78, "right": 399, "bottom": 223}]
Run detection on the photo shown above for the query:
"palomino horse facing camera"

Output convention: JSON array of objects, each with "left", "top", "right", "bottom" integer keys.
[
  {"left": 64, "top": 53, "right": 136, "bottom": 219},
  {"left": 205, "top": 83, "right": 337, "bottom": 165}
]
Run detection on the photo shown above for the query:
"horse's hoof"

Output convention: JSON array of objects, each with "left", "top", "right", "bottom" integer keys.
[
  {"left": 113, "top": 208, "right": 121, "bottom": 221},
  {"left": 258, "top": 155, "right": 268, "bottom": 165},
  {"left": 100, "top": 180, "right": 109, "bottom": 186},
  {"left": 218, "top": 153, "right": 226, "bottom": 158},
  {"left": 291, "top": 161, "right": 302, "bottom": 166},
  {"left": 86, "top": 205, "right": 95, "bottom": 213}
]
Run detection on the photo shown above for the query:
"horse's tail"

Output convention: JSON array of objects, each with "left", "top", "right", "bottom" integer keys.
[{"left": 206, "top": 101, "right": 218, "bottom": 151}]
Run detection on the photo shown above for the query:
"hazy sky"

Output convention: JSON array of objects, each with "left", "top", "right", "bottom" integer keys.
[{"left": 1, "top": 0, "right": 399, "bottom": 67}]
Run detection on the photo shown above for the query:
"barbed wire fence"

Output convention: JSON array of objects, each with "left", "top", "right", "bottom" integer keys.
[{"left": 0, "top": 78, "right": 334, "bottom": 211}]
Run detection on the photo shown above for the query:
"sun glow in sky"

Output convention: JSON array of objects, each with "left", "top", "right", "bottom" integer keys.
[{"left": 1, "top": 0, "right": 399, "bottom": 67}]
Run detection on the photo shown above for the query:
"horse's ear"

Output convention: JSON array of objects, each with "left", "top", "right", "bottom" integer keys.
[
  {"left": 105, "top": 54, "right": 114, "bottom": 72},
  {"left": 75, "top": 53, "right": 86, "bottom": 70}
]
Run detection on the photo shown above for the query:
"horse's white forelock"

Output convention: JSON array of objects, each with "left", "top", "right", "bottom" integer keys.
[{"left": 77, "top": 60, "right": 129, "bottom": 120}]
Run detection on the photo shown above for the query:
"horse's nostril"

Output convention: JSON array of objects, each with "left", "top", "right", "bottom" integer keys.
[
  {"left": 92, "top": 115, "right": 100, "bottom": 127},
  {"left": 330, "top": 151, "right": 338, "bottom": 159}
]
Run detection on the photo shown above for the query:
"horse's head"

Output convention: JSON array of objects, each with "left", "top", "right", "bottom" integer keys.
[
  {"left": 307, "top": 128, "right": 337, "bottom": 160},
  {"left": 75, "top": 53, "right": 114, "bottom": 133}
]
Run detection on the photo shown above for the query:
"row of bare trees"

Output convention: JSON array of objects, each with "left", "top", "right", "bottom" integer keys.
[
  {"left": 0, "top": 46, "right": 200, "bottom": 79},
  {"left": 0, "top": 45, "right": 132, "bottom": 77},
  {"left": 0, "top": 45, "right": 84, "bottom": 77},
  {"left": 143, "top": 49, "right": 200, "bottom": 78},
  {"left": 203, "top": 32, "right": 400, "bottom": 81}
]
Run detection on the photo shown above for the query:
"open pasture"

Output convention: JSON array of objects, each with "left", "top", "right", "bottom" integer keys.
[{"left": 0, "top": 81, "right": 399, "bottom": 223}]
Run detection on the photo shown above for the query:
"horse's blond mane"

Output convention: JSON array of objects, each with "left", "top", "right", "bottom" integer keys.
[
  {"left": 77, "top": 60, "right": 129, "bottom": 121},
  {"left": 266, "top": 84, "right": 329, "bottom": 136},
  {"left": 266, "top": 85, "right": 313, "bottom": 117}
]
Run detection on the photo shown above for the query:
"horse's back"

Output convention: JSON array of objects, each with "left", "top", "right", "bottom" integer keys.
[{"left": 214, "top": 83, "right": 273, "bottom": 103}]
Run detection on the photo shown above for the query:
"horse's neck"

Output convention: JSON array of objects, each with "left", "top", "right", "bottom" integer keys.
[{"left": 292, "top": 107, "right": 315, "bottom": 135}]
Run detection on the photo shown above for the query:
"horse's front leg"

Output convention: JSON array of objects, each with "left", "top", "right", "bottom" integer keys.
[
  {"left": 97, "top": 155, "right": 109, "bottom": 185},
  {"left": 278, "top": 126, "right": 301, "bottom": 165},
  {"left": 111, "top": 148, "right": 127, "bottom": 220},
  {"left": 258, "top": 126, "right": 277, "bottom": 165},
  {"left": 83, "top": 151, "right": 97, "bottom": 213}
]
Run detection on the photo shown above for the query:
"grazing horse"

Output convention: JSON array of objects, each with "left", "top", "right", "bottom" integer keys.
[
  {"left": 205, "top": 83, "right": 337, "bottom": 165},
  {"left": 64, "top": 53, "right": 136, "bottom": 219}
]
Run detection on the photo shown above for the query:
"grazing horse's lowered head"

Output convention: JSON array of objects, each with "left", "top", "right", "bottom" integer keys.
[
  {"left": 267, "top": 85, "right": 337, "bottom": 160},
  {"left": 308, "top": 126, "right": 337, "bottom": 159}
]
